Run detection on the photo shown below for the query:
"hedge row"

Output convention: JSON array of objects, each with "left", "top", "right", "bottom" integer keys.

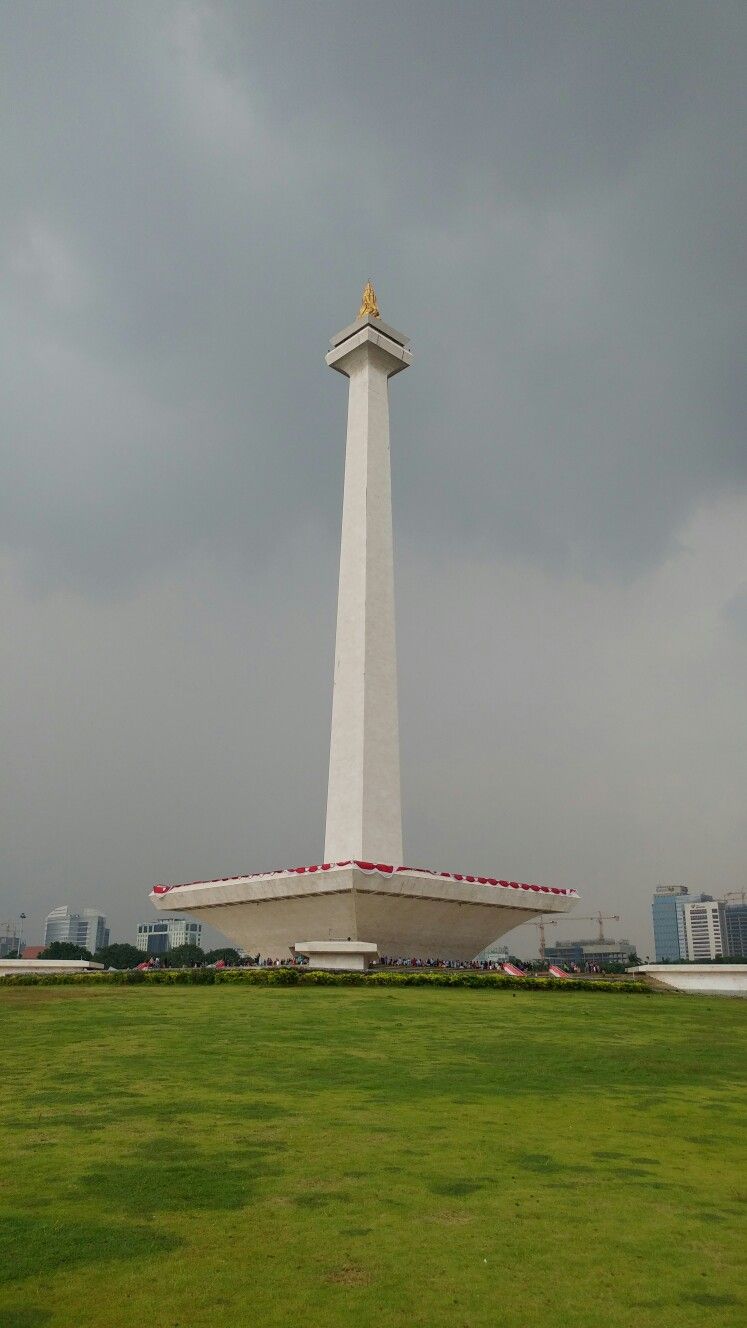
[{"left": 0, "top": 967, "right": 651, "bottom": 993}]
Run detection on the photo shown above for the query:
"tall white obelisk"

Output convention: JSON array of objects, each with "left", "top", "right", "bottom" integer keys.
[
  {"left": 151, "top": 289, "right": 580, "bottom": 960},
  {"left": 324, "top": 283, "right": 412, "bottom": 864}
]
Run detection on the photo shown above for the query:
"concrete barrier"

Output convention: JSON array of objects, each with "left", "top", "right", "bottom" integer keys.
[
  {"left": 629, "top": 964, "right": 747, "bottom": 996},
  {"left": 0, "top": 959, "right": 105, "bottom": 976}
]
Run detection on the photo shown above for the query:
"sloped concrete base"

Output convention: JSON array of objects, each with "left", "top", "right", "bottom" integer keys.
[{"left": 151, "top": 863, "right": 578, "bottom": 962}]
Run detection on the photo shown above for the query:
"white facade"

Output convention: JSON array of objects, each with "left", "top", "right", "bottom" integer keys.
[
  {"left": 44, "top": 906, "right": 109, "bottom": 953},
  {"left": 676, "top": 898, "right": 689, "bottom": 957},
  {"left": 136, "top": 916, "right": 202, "bottom": 955},
  {"left": 683, "top": 900, "right": 726, "bottom": 960},
  {"left": 324, "top": 316, "right": 411, "bottom": 863}
]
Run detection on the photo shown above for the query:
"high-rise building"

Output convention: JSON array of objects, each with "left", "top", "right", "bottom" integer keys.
[
  {"left": 651, "top": 885, "right": 689, "bottom": 961},
  {"left": 136, "top": 917, "right": 202, "bottom": 956},
  {"left": 651, "top": 885, "right": 713, "bottom": 961},
  {"left": 44, "top": 906, "right": 109, "bottom": 953},
  {"left": 683, "top": 900, "right": 726, "bottom": 961},
  {"left": 724, "top": 903, "right": 747, "bottom": 959}
]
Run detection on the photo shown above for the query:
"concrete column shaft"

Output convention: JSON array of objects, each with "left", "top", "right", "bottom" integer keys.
[{"left": 324, "top": 341, "right": 403, "bottom": 863}]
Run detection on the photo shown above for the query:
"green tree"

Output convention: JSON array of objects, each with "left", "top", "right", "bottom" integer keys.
[
  {"left": 205, "top": 947, "right": 241, "bottom": 965},
  {"left": 41, "top": 941, "right": 93, "bottom": 961},
  {"left": 166, "top": 943, "right": 205, "bottom": 968},
  {"left": 95, "top": 943, "right": 143, "bottom": 969}
]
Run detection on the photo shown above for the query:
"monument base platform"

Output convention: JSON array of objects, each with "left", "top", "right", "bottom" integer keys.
[
  {"left": 291, "top": 940, "right": 378, "bottom": 971},
  {"left": 151, "top": 862, "right": 578, "bottom": 963}
]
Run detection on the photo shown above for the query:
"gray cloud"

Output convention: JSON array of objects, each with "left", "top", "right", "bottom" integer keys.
[
  {"left": 723, "top": 584, "right": 747, "bottom": 637},
  {"left": 1, "top": 2, "right": 745, "bottom": 955}
]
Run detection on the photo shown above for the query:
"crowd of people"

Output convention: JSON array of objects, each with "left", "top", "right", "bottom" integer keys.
[
  {"left": 377, "top": 955, "right": 512, "bottom": 971},
  {"left": 132, "top": 951, "right": 640, "bottom": 977},
  {"left": 131, "top": 950, "right": 632, "bottom": 976},
  {"left": 231, "top": 954, "right": 521, "bottom": 972},
  {"left": 135, "top": 952, "right": 519, "bottom": 971},
  {"left": 130, "top": 950, "right": 635, "bottom": 976}
]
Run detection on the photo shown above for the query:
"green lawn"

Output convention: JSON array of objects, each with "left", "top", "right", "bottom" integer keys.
[{"left": 1, "top": 987, "right": 744, "bottom": 1328}]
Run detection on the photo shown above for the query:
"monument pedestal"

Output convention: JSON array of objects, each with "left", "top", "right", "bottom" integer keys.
[{"left": 152, "top": 862, "right": 577, "bottom": 963}]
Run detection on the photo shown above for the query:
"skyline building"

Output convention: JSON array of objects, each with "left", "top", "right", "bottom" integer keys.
[
  {"left": 651, "top": 886, "right": 746, "bottom": 961},
  {"left": 724, "top": 902, "right": 747, "bottom": 959},
  {"left": 150, "top": 286, "right": 578, "bottom": 959},
  {"left": 0, "top": 931, "right": 25, "bottom": 959},
  {"left": 44, "top": 906, "right": 109, "bottom": 953},
  {"left": 136, "top": 917, "right": 202, "bottom": 956},
  {"left": 475, "top": 941, "right": 511, "bottom": 966},
  {"left": 651, "top": 884, "right": 689, "bottom": 961},
  {"left": 545, "top": 937, "right": 637, "bottom": 969},
  {"left": 651, "top": 885, "right": 712, "bottom": 961},
  {"left": 683, "top": 900, "right": 727, "bottom": 962}
]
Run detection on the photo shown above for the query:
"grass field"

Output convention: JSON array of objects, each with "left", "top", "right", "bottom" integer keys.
[{"left": 1, "top": 986, "right": 744, "bottom": 1328}]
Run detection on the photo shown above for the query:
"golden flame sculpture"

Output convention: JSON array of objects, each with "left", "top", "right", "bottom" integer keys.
[{"left": 357, "top": 280, "right": 380, "bottom": 319}]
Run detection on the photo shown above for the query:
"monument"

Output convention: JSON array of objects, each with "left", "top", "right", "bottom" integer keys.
[{"left": 150, "top": 285, "right": 578, "bottom": 959}]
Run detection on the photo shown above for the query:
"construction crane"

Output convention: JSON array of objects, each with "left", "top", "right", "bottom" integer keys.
[
  {"left": 532, "top": 916, "right": 558, "bottom": 962},
  {"left": 576, "top": 912, "right": 621, "bottom": 943},
  {"left": 531, "top": 911, "right": 621, "bottom": 961},
  {"left": 724, "top": 891, "right": 746, "bottom": 904}
]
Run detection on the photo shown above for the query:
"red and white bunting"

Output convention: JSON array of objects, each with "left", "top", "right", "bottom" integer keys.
[{"left": 152, "top": 861, "right": 578, "bottom": 899}]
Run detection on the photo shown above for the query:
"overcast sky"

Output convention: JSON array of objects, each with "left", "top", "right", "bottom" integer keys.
[{"left": 2, "top": 1, "right": 745, "bottom": 958}]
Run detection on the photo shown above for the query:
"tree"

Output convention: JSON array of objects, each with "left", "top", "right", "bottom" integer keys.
[
  {"left": 166, "top": 943, "right": 205, "bottom": 968},
  {"left": 95, "top": 943, "right": 143, "bottom": 969},
  {"left": 205, "top": 948, "right": 241, "bottom": 966},
  {"left": 41, "top": 941, "right": 93, "bottom": 961}
]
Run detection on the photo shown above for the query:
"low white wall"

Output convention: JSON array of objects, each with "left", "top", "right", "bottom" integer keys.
[
  {"left": 0, "top": 959, "right": 105, "bottom": 975},
  {"left": 630, "top": 964, "right": 747, "bottom": 995}
]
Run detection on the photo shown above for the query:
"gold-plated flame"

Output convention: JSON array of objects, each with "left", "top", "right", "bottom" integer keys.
[{"left": 357, "top": 280, "right": 380, "bottom": 319}]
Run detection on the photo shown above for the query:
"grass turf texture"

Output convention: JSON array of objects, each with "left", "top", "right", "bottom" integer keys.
[{"left": 1, "top": 987, "right": 744, "bottom": 1328}]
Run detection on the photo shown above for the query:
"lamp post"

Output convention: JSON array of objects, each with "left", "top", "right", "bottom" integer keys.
[{"left": 16, "top": 913, "right": 26, "bottom": 958}]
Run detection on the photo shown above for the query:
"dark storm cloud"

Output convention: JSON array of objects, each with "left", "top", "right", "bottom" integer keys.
[
  {"left": 1, "top": 2, "right": 745, "bottom": 951},
  {"left": 4, "top": 0, "right": 745, "bottom": 591}
]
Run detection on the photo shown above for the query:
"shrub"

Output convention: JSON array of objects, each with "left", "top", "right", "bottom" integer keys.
[
  {"left": 40, "top": 941, "right": 94, "bottom": 961},
  {"left": 0, "top": 967, "right": 652, "bottom": 993},
  {"left": 95, "top": 943, "right": 142, "bottom": 969}
]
